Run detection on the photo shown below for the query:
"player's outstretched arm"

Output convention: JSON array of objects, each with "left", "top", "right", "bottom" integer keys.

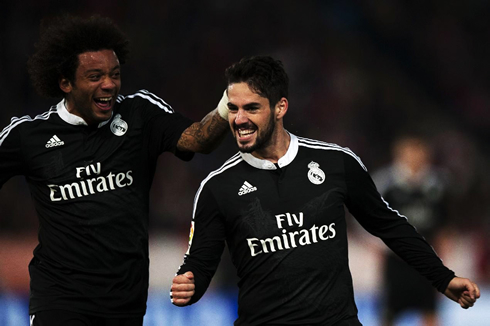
[
  {"left": 444, "top": 276, "right": 480, "bottom": 309},
  {"left": 170, "top": 271, "right": 195, "bottom": 306},
  {"left": 177, "top": 91, "right": 230, "bottom": 154}
]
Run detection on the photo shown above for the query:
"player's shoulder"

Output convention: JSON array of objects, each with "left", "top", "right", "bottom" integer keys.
[
  {"left": 297, "top": 135, "right": 350, "bottom": 152},
  {"left": 1, "top": 106, "right": 59, "bottom": 145},
  {"left": 116, "top": 89, "right": 174, "bottom": 113},
  {"left": 297, "top": 135, "right": 364, "bottom": 162},
  {"left": 200, "top": 152, "right": 245, "bottom": 187}
]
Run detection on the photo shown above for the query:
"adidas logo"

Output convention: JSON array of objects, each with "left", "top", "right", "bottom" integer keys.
[
  {"left": 238, "top": 181, "right": 257, "bottom": 196},
  {"left": 45, "top": 135, "right": 65, "bottom": 148}
]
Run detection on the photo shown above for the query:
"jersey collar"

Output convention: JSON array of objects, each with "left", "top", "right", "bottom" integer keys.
[
  {"left": 240, "top": 132, "right": 299, "bottom": 170},
  {"left": 56, "top": 99, "right": 112, "bottom": 128}
]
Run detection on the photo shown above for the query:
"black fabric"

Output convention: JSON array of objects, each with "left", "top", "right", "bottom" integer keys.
[
  {"left": 0, "top": 90, "right": 193, "bottom": 317},
  {"left": 384, "top": 254, "right": 437, "bottom": 314},
  {"left": 176, "top": 135, "right": 454, "bottom": 325},
  {"left": 31, "top": 310, "right": 144, "bottom": 326}
]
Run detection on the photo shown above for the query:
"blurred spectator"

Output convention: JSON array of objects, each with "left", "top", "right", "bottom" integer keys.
[{"left": 373, "top": 135, "right": 450, "bottom": 326}]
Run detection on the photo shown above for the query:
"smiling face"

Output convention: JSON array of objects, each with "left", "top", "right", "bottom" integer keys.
[
  {"left": 227, "top": 82, "right": 288, "bottom": 159},
  {"left": 60, "top": 49, "right": 121, "bottom": 126}
]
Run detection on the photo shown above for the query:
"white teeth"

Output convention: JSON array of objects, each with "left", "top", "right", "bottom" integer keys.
[
  {"left": 98, "top": 97, "right": 112, "bottom": 102},
  {"left": 238, "top": 130, "right": 254, "bottom": 136}
]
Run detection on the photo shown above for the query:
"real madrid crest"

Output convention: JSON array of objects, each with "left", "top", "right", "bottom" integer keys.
[
  {"left": 307, "top": 161, "right": 325, "bottom": 185},
  {"left": 110, "top": 114, "right": 128, "bottom": 136}
]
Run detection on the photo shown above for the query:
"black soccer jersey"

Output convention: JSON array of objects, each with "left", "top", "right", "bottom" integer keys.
[
  {"left": 0, "top": 90, "right": 194, "bottom": 317},
  {"left": 177, "top": 134, "right": 455, "bottom": 326}
]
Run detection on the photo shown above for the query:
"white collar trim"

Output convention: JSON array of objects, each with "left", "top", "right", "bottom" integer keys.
[
  {"left": 57, "top": 99, "right": 112, "bottom": 128},
  {"left": 240, "top": 132, "right": 299, "bottom": 170}
]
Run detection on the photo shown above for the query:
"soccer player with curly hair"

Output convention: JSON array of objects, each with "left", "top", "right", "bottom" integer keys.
[{"left": 0, "top": 14, "right": 229, "bottom": 326}]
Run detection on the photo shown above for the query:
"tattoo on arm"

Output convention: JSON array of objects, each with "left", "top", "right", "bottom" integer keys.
[{"left": 177, "top": 110, "right": 228, "bottom": 154}]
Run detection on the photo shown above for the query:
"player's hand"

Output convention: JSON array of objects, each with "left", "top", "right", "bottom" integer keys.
[
  {"left": 170, "top": 271, "right": 195, "bottom": 306},
  {"left": 216, "top": 89, "right": 229, "bottom": 120},
  {"left": 444, "top": 276, "right": 480, "bottom": 309}
]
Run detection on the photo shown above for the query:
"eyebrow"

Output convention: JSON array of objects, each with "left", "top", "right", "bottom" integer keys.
[
  {"left": 243, "top": 102, "right": 261, "bottom": 109},
  {"left": 228, "top": 102, "right": 261, "bottom": 109}
]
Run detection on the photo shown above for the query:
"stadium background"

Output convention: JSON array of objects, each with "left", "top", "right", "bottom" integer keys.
[{"left": 0, "top": 1, "right": 489, "bottom": 325}]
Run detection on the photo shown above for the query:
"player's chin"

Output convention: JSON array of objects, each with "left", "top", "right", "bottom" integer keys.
[{"left": 237, "top": 142, "right": 256, "bottom": 153}]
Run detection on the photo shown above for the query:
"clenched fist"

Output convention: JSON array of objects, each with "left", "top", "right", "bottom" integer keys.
[
  {"left": 444, "top": 276, "right": 481, "bottom": 309},
  {"left": 170, "top": 271, "right": 195, "bottom": 306}
]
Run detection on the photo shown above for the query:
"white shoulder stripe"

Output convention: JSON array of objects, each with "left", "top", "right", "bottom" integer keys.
[
  {"left": 0, "top": 108, "right": 57, "bottom": 147},
  {"left": 192, "top": 153, "right": 242, "bottom": 218},
  {"left": 297, "top": 136, "right": 367, "bottom": 171},
  {"left": 117, "top": 90, "right": 174, "bottom": 113}
]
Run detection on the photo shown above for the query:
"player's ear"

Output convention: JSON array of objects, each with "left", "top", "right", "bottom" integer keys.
[
  {"left": 275, "top": 97, "right": 288, "bottom": 120},
  {"left": 59, "top": 76, "right": 73, "bottom": 94}
]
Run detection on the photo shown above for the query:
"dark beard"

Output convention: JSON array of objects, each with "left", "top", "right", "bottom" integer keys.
[{"left": 238, "top": 113, "right": 275, "bottom": 153}]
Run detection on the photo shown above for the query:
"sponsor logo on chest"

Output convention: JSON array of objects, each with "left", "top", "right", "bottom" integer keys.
[
  {"left": 47, "top": 162, "right": 133, "bottom": 201},
  {"left": 246, "top": 211, "right": 336, "bottom": 257}
]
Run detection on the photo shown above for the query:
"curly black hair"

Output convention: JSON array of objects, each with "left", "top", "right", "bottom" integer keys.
[
  {"left": 225, "top": 56, "right": 289, "bottom": 108},
  {"left": 27, "top": 14, "right": 129, "bottom": 98}
]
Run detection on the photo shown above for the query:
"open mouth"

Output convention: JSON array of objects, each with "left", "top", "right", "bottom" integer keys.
[
  {"left": 94, "top": 96, "right": 113, "bottom": 111},
  {"left": 238, "top": 129, "right": 255, "bottom": 136},
  {"left": 236, "top": 128, "right": 257, "bottom": 142}
]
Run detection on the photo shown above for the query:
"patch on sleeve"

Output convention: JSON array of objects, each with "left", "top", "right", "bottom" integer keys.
[{"left": 185, "top": 221, "right": 195, "bottom": 255}]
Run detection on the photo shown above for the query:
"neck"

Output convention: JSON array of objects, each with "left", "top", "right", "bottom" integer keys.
[{"left": 252, "top": 128, "right": 290, "bottom": 163}]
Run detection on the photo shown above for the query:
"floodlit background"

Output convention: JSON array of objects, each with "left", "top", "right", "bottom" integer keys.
[{"left": 1, "top": 1, "right": 489, "bottom": 325}]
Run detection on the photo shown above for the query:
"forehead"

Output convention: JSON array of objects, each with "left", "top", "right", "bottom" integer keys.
[
  {"left": 77, "top": 50, "right": 119, "bottom": 71},
  {"left": 228, "top": 82, "right": 267, "bottom": 105}
]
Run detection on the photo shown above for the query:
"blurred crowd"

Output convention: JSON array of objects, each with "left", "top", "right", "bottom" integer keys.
[{"left": 1, "top": 0, "right": 489, "bottom": 298}]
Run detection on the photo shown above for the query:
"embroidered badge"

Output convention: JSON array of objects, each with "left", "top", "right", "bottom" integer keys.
[
  {"left": 110, "top": 114, "right": 128, "bottom": 136},
  {"left": 186, "top": 221, "right": 195, "bottom": 255},
  {"left": 307, "top": 161, "right": 325, "bottom": 185}
]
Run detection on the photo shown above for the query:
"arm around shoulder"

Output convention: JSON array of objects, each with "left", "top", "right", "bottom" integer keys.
[{"left": 177, "top": 90, "right": 230, "bottom": 154}]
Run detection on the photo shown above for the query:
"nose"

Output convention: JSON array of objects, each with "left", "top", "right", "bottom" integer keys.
[
  {"left": 234, "top": 108, "right": 248, "bottom": 125},
  {"left": 101, "top": 76, "right": 117, "bottom": 90}
]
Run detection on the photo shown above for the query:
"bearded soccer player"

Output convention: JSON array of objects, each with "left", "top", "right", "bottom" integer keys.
[
  {"left": 0, "top": 15, "right": 229, "bottom": 326},
  {"left": 171, "top": 56, "right": 480, "bottom": 325}
]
